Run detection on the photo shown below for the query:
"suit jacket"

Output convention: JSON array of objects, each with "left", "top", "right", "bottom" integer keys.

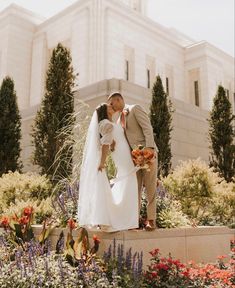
[{"left": 124, "top": 104, "right": 158, "bottom": 152}]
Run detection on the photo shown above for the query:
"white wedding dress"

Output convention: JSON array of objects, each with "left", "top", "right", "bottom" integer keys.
[{"left": 78, "top": 112, "right": 138, "bottom": 231}]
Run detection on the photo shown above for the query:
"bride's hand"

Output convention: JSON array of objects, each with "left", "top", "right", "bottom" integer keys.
[
  {"left": 110, "top": 140, "right": 116, "bottom": 152},
  {"left": 98, "top": 162, "right": 105, "bottom": 172}
]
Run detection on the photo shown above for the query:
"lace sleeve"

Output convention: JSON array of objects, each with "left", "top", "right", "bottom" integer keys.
[{"left": 99, "top": 120, "right": 114, "bottom": 145}]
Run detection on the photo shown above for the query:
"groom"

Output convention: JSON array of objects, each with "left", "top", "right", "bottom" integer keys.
[{"left": 108, "top": 92, "right": 158, "bottom": 231}]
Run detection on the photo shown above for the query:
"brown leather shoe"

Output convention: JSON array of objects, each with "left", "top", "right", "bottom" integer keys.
[{"left": 145, "top": 220, "right": 156, "bottom": 231}]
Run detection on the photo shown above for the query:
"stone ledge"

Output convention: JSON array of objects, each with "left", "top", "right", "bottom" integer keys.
[{"left": 32, "top": 225, "right": 233, "bottom": 267}]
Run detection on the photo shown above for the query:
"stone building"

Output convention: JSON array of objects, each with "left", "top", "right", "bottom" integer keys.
[{"left": 0, "top": 0, "right": 234, "bottom": 170}]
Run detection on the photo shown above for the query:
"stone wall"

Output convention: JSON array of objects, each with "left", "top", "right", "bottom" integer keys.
[
  {"left": 32, "top": 225, "right": 233, "bottom": 266},
  {"left": 21, "top": 78, "right": 209, "bottom": 172}
]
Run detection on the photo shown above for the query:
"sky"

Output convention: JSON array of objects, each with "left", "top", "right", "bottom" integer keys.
[{"left": 0, "top": 0, "right": 234, "bottom": 56}]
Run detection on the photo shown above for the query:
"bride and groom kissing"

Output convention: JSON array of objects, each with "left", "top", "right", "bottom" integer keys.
[{"left": 78, "top": 92, "right": 158, "bottom": 232}]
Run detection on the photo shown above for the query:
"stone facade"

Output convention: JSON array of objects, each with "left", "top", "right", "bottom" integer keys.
[
  {"left": 21, "top": 79, "right": 209, "bottom": 171},
  {"left": 0, "top": 0, "right": 234, "bottom": 170}
]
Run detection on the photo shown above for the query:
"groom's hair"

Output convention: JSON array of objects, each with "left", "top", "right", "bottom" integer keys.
[{"left": 107, "top": 92, "right": 123, "bottom": 101}]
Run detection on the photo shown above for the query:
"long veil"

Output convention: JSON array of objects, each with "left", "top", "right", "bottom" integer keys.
[{"left": 77, "top": 111, "right": 101, "bottom": 225}]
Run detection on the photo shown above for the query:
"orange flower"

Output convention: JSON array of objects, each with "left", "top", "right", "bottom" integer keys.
[
  {"left": 143, "top": 149, "right": 153, "bottom": 157},
  {"left": 217, "top": 255, "right": 227, "bottom": 260},
  {"left": 23, "top": 206, "right": 33, "bottom": 216},
  {"left": 67, "top": 218, "right": 76, "bottom": 230},
  {"left": 0, "top": 216, "right": 9, "bottom": 228},
  {"left": 132, "top": 149, "right": 143, "bottom": 157},
  {"left": 132, "top": 147, "right": 154, "bottom": 168}
]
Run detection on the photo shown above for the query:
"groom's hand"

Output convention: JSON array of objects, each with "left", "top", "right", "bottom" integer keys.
[
  {"left": 144, "top": 147, "right": 155, "bottom": 154},
  {"left": 144, "top": 147, "right": 157, "bottom": 163}
]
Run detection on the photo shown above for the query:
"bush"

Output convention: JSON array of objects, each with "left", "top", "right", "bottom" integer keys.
[
  {"left": 163, "top": 158, "right": 235, "bottom": 226},
  {"left": 140, "top": 192, "right": 190, "bottom": 229},
  {"left": 106, "top": 153, "right": 117, "bottom": 180},
  {"left": 0, "top": 223, "right": 143, "bottom": 288},
  {"left": 2, "top": 198, "right": 54, "bottom": 224},
  {"left": 0, "top": 171, "right": 52, "bottom": 213},
  {"left": 0, "top": 246, "right": 113, "bottom": 288},
  {"left": 208, "top": 180, "right": 235, "bottom": 226},
  {"left": 156, "top": 197, "right": 190, "bottom": 228}
]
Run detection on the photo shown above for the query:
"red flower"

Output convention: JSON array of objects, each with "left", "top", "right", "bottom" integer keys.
[
  {"left": 151, "top": 271, "right": 158, "bottom": 277},
  {"left": 93, "top": 234, "right": 100, "bottom": 243},
  {"left": 67, "top": 218, "right": 76, "bottom": 230},
  {"left": 181, "top": 270, "right": 190, "bottom": 277},
  {"left": 18, "top": 216, "right": 29, "bottom": 225},
  {"left": 23, "top": 206, "right": 33, "bottom": 216},
  {"left": 0, "top": 216, "right": 9, "bottom": 228},
  {"left": 156, "top": 263, "right": 169, "bottom": 271}
]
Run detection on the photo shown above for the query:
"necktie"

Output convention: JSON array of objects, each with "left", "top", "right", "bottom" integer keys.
[
  {"left": 120, "top": 111, "right": 126, "bottom": 129},
  {"left": 120, "top": 111, "right": 132, "bottom": 150}
]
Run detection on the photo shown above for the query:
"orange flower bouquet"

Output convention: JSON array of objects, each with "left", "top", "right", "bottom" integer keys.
[{"left": 131, "top": 145, "right": 155, "bottom": 171}]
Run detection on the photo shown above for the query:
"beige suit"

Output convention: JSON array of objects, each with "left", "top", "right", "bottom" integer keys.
[{"left": 124, "top": 104, "right": 158, "bottom": 221}]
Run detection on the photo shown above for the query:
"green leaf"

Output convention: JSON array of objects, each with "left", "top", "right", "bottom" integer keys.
[{"left": 73, "top": 227, "right": 89, "bottom": 260}]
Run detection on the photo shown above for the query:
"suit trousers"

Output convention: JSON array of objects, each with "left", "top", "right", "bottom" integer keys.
[{"left": 137, "top": 156, "right": 157, "bottom": 221}]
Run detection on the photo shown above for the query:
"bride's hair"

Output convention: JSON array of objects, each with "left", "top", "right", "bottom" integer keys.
[{"left": 96, "top": 103, "right": 108, "bottom": 123}]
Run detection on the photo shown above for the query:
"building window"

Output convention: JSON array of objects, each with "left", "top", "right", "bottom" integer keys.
[
  {"left": 125, "top": 60, "right": 129, "bottom": 81},
  {"left": 147, "top": 69, "right": 150, "bottom": 88},
  {"left": 124, "top": 46, "right": 135, "bottom": 82},
  {"left": 194, "top": 81, "right": 199, "bottom": 107},
  {"left": 165, "top": 65, "right": 174, "bottom": 97},
  {"left": 166, "top": 77, "right": 169, "bottom": 95},
  {"left": 146, "top": 55, "right": 155, "bottom": 89}
]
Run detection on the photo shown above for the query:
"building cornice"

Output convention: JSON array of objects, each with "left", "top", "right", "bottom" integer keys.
[
  {"left": 186, "top": 41, "right": 234, "bottom": 63},
  {"left": 105, "top": 0, "right": 186, "bottom": 49},
  {"left": 0, "top": 1, "right": 233, "bottom": 67},
  {"left": 0, "top": 3, "right": 44, "bottom": 25},
  {"left": 36, "top": 0, "right": 91, "bottom": 30}
]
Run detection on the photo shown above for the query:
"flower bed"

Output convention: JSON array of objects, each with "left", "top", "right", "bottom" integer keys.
[{"left": 0, "top": 227, "right": 234, "bottom": 287}]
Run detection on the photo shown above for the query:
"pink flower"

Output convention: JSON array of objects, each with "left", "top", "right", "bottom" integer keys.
[{"left": 149, "top": 248, "right": 160, "bottom": 257}]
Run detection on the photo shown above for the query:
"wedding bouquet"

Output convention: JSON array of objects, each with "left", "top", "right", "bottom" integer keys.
[{"left": 131, "top": 145, "right": 155, "bottom": 171}]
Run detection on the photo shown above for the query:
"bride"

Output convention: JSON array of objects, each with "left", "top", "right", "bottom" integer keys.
[{"left": 78, "top": 103, "right": 138, "bottom": 231}]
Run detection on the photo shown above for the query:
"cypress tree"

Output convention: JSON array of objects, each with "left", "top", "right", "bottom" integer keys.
[
  {"left": 32, "top": 43, "right": 75, "bottom": 181},
  {"left": 0, "top": 76, "right": 22, "bottom": 175},
  {"left": 209, "top": 85, "right": 235, "bottom": 181},
  {"left": 150, "top": 75, "right": 173, "bottom": 177}
]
